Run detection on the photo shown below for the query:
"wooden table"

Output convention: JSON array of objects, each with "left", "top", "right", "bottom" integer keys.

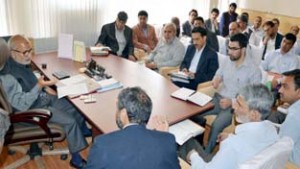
[{"left": 32, "top": 52, "right": 213, "bottom": 134}]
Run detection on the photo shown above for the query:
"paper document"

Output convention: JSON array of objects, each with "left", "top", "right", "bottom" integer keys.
[
  {"left": 171, "top": 88, "right": 212, "bottom": 106},
  {"left": 187, "top": 92, "right": 212, "bottom": 106},
  {"left": 170, "top": 71, "right": 191, "bottom": 80},
  {"left": 57, "top": 74, "right": 101, "bottom": 98},
  {"left": 169, "top": 119, "right": 205, "bottom": 145},
  {"left": 73, "top": 41, "right": 86, "bottom": 62},
  {"left": 97, "top": 78, "right": 123, "bottom": 93},
  {"left": 90, "top": 46, "right": 111, "bottom": 56},
  {"left": 58, "top": 33, "right": 73, "bottom": 59},
  {"left": 171, "top": 87, "right": 195, "bottom": 101}
]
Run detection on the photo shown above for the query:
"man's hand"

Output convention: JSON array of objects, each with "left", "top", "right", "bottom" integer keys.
[
  {"left": 145, "top": 62, "right": 157, "bottom": 69},
  {"left": 128, "top": 55, "right": 137, "bottom": 61},
  {"left": 37, "top": 76, "right": 57, "bottom": 89},
  {"left": 146, "top": 115, "right": 169, "bottom": 132},
  {"left": 186, "top": 149, "right": 197, "bottom": 164},
  {"left": 95, "top": 43, "right": 102, "bottom": 47},
  {"left": 219, "top": 98, "right": 232, "bottom": 109},
  {"left": 217, "top": 132, "right": 229, "bottom": 143},
  {"left": 212, "top": 76, "right": 221, "bottom": 89}
]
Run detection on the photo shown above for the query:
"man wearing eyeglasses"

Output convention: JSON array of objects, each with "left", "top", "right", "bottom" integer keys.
[
  {"left": 194, "top": 33, "right": 262, "bottom": 154},
  {"left": 0, "top": 35, "right": 90, "bottom": 168}
]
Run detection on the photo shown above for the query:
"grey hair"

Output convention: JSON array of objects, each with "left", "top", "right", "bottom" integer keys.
[
  {"left": 117, "top": 87, "right": 152, "bottom": 125},
  {"left": 0, "top": 38, "right": 10, "bottom": 68},
  {"left": 238, "top": 84, "right": 274, "bottom": 120},
  {"left": 164, "top": 23, "right": 177, "bottom": 33}
]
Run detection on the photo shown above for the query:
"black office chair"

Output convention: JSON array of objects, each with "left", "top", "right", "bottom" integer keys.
[{"left": 0, "top": 84, "right": 69, "bottom": 169}]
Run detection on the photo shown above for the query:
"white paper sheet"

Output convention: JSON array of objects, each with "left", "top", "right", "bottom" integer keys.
[{"left": 58, "top": 33, "right": 73, "bottom": 59}]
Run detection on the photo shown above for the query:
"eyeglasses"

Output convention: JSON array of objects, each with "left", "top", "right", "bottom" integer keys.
[
  {"left": 11, "top": 48, "right": 32, "bottom": 55},
  {"left": 227, "top": 46, "right": 242, "bottom": 51}
]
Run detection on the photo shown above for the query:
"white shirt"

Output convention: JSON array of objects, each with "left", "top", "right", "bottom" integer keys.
[
  {"left": 189, "top": 45, "right": 205, "bottom": 73},
  {"left": 190, "top": 121, "right": 279, "bottom": 169},
  {"left": 249, "top": 26, "right": 264, "bottom": 47},
  {"left": 261, "top": 49, "right": 299, "bottom": 74},
  {"left": 280, "top": 100, "right": 300, "bottom": 166},
  {"left": 291, "top": 39, "right": 300, "bottom": 56},
  {"left": 259, "top": 36, "right": 276, "bottom": 54},
  {"left": 115, "top": 26, "right": 127, "bottom": 56}
]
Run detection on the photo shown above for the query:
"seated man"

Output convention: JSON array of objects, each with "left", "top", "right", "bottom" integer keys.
[
  {"left": 95, "top": 11, "right": 136, "bottom": 61},
  {"left": 193, "top": 16, "right": 219, "bottom": 52},
  {"left": 194, "top": 33, "right": 262, "bottom": 154},
  {"left": 260, "top": 21, "right": 283, "bottom": 59},
  {"left": 86, "top": 87, "right": 180, "bottom": 169},
  {"left": 289, "top": 25, "right": 300, "bottom": 55},
  {"left": 182, "top": 9, "right": 198, "bottom": 37},
  {"left": 249, "top": 16, "right": 263, "bottom": 46},
  {"left": 180, "top": 84, "right": 278, "bottom": 168},
  {"left": 0, "top": 36, "right": 88, "bottom": 168},
  {"left": 205, "top": 8, "right": 220, "bottom": 35},
  {"left": 145, "top": 23, "right": 185, "bottom": 70},
  {"left": 132, "top": 10, "right": 158, "bottom": 53},
  {"left": 261, "top": 33, "right": 299, "bottom": 74},
  {"left": 236, "top": 14, "right": 252, "bottom": 40},
  {"left": 278, "top": 69, "right": 300, "bottom": 167},
  {"left": 173, "top": 27, "right": 219, "bottom": 90}
]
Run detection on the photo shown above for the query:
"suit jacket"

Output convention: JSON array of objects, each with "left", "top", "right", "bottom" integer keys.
[
  {"left": 180, "top": 44, "right": 219, "bottom": 90},
  {"left": 86, "top": 125, "right": 180, "bottom": 169},
  {"left": 96, "top": 22, "right": 134, "bottom": 58},
  {"left": 219, "top": 12, "right": 238, "bottom": 37},
  {"left": 205, "top": 19, "right": 220, "bottom": 35},
  {"left": 206, "top": 30, "right": 219, "bottom": 52},
  {"left": 275, "top": 33, "right": 283, "bottom": 49},
  {"left": 182, "top": 20, "right": 192, "bottom": 37}
]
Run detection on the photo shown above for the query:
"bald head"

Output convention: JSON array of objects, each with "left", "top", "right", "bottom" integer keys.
[
  {"left": 290, "top": 25, "right": 300, "bottom": 36},
  {"left": 229, "top": 22, "right": 240, "bottom": 37},
  {"left": 0, "top": 39, "right": 10, "bottom": 69},
  {"left": 8, "top": 35, "right": 33, "bottom": 65}
]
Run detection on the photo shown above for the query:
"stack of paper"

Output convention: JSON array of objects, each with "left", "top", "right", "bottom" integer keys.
[
  {"left": 169, "top": 119, "right": 205, "bottom": 145},
  {"left": 97, "top": 78, "right": 123, "bottom": 93},
  {"left": 171, "top": 87, "right": 212, "bottom": 106},
  {"left": 170, "top": 71, "right": 192, "bottom": 83},
  {"left": 57, "top": 74, "right": 101, "bottom": 98},
  {"left": 90, "top": 46, "right": 111, "bottom": 56}
]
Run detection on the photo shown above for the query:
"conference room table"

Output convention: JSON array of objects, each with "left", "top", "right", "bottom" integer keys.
[{"left": 32, "top": 51, "right": 213, "bottom": 135}]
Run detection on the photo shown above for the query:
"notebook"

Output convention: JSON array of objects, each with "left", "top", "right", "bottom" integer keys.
[{"left": 171, "top": 87, "right": 212, "bottom": 106}]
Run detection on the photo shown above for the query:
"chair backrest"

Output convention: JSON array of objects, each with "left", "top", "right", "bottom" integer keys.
[
  {"left": 249, "top": 44, "right": 264, "bottom": 66},
  {"left": 217, "top": 52, "right": 227, "bottom": 68},
  {"left": 0, "top": 83, "right": 12, "bottom": 114},
  {"left": 217, "top": 35, "right": 227, "bottom": 55},
  {"left": 238, "top": 136, "right": 294, "bottom": 169}
]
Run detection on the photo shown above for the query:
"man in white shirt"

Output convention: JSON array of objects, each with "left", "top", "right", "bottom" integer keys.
[
  {"left": 146, "top": 23, "right": 185, "bottom": 70},
  {"left": 278, "top": 69, "right": 300, "bottom": 167},
  {"left": 261, "top": 33, "right": 299, "bottom": 74},
  {"left": 249, "top": 16, "right": 264, "bottom": 46},
  {"left": 182, "top": 84, "right": 278, "bottom": 169},
  {"left": 237, "top": 14, "right": 252, "bottom": 40},
  {"left": 290, "top": 25, "right": 300, "bottom": 55}
]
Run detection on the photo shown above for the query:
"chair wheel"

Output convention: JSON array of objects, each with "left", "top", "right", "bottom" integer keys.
[
  {"left": 8, "top": 149, "right": 16, "bottom": 155},
  {"left": 60, "top": 154, "right": 68, "bottom": 160}
]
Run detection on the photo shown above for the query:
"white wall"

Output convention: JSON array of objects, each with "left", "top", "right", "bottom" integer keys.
[{"left": 237, "top": 0, "right": 300, "bottom": 17}]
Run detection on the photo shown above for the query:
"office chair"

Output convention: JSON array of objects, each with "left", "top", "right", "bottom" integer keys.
[
  {"left": 0, "top": 85, "right": 69, "bottom": 169},
  {"left": 238, "top": 136, "right": 294, "bottom": 169}
]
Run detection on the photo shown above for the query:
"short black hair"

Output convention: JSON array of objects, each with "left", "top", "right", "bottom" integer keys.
[
  {"left": 263, "top": 21, "right": 275, "bottom": 28},
  {"left": 285, "top": 33, "right": 297, "bottom": 44},
  {"left": 117, "top": 11, "right": 128, "bottom": 22},
  {"left": 283, "top": 69, "right": 300, "bottom": 90},
  {"left": 192, "top": 27, "right": 207, "bottom": 36},
  {"left": 138, "top": 10, "right": 148, "bottom": 18},
  {"left": 229, "top": 2, "right": 237, "bottom": 9},
  {"left": 211, "top": 8, "right": 219, "bottom": 15},
  {"left": 230, "top": 33, "right": 248, "bottom": 48},
  {"left": 194, "top": 16, "right": 204, "bottom": 24},
  {"left": 238, "top": 14, "right": 248, "bottom": 24},
  {"left": 189, "top": 9, "right": 198, "bottom": 16}
]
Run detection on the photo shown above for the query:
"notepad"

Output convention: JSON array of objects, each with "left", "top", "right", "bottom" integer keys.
[
  {"left": 169, "top": 119, "right": 205, "bottom": 145},
  {"left": 171, "top": 87, "right": 212, "bottom": 106}
]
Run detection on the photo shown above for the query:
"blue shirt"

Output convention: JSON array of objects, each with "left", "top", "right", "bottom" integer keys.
[{"left": 279, "top": 100, "right": 300, "bottom": 166}]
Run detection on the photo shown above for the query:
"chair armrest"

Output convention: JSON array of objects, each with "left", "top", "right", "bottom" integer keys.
[
  {"left": 159, "top": 66, "right": 179, "bottom": 79},
  {"left": 10, "top": 109, "right": 53, "bottom": 141}
]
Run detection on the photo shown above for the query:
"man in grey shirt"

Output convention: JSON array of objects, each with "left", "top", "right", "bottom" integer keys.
[
  {"left": 146, "top": 23, "right": 185, "bottom": 70},
  {"left": 195, "top": 33, "right": 262, "bottom": 154}
]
